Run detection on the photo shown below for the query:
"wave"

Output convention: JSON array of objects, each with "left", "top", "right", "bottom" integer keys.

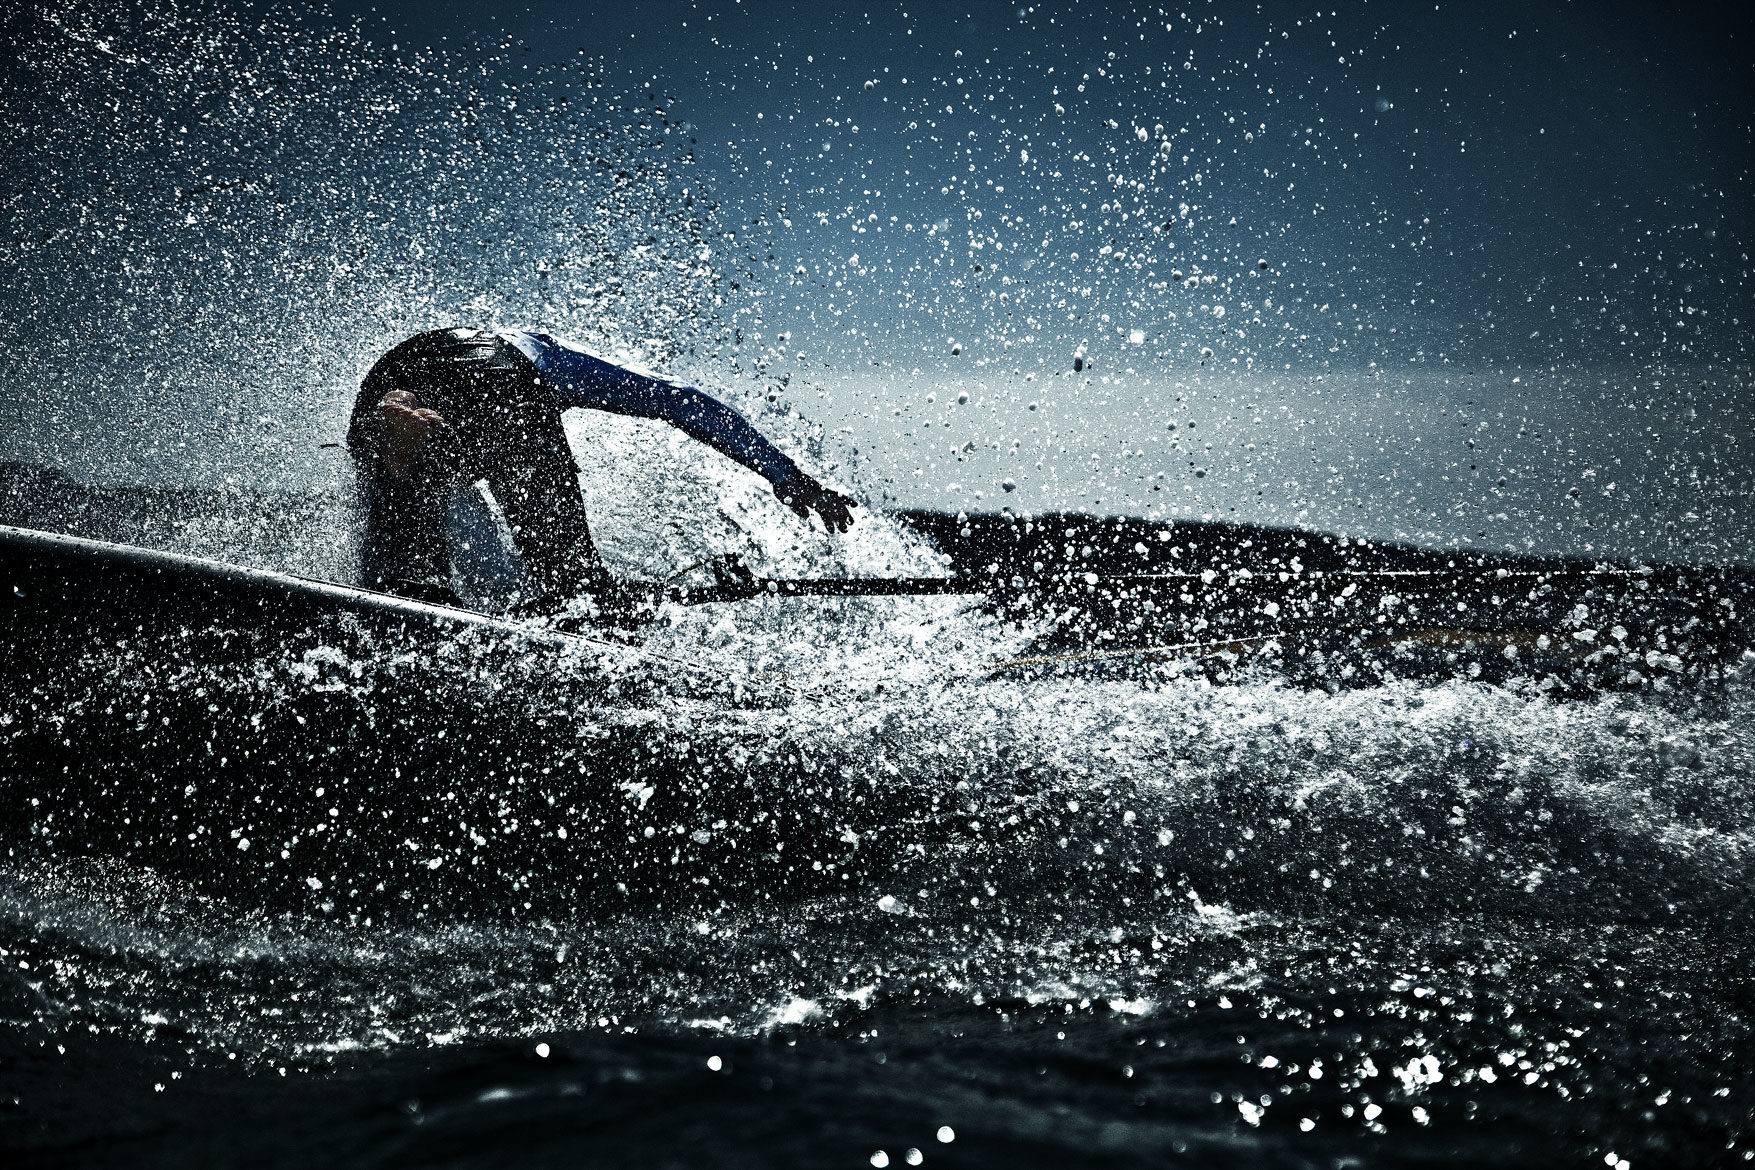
[{"left": 3, "top": 584, "right": 1748, "bottom": 920}]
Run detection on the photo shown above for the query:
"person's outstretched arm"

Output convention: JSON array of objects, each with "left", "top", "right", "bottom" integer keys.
[{"left": 502, "top": 331, "right": 855, "bottom": 531}]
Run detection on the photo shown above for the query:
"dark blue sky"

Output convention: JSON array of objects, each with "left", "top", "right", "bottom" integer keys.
[{"left": 329, "top": 0, "right": 1750, "bottom": 372}]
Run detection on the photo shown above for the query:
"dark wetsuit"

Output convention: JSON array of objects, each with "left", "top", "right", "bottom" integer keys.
[{"left": 348, "top": 327, "right": 801, "bottom": 602}]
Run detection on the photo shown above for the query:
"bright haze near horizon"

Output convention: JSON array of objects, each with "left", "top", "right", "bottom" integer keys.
[{"left": 1, "top": 0, "right": 1749, "bottom": 564}]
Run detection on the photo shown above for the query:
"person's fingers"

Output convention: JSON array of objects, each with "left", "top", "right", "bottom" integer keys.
[
  {"left": 380, "top": 402, "right": 446, "bottom": 432},
  {"left": 815, "top": 494, "right": 854, "bottom": 532},
  {"left": 776, "top": 477, "right": 858, "bottom": 530},
  {"left": 381, "top": 389, "right": 422, "bottom": 408}
]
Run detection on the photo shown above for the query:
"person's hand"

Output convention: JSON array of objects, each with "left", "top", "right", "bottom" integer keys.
[
  {"left": 378, "top": 389, "right": 447, "bottom": 478},
  {"left": 773, "top": 474, "right": 857, "bottom": 533}
]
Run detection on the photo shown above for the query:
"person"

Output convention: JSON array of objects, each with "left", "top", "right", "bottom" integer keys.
[{"left": 346, "top": 326, "right": 854, "bottom": 616}]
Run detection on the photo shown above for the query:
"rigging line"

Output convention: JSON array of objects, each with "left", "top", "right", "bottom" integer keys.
[{"left": 657, "top": 564, "right": 1665, "bottom": 605}]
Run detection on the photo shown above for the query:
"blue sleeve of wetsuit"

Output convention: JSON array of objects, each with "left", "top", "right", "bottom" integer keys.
[{"left": 502, "top": 330, "right": 801, "bottom": 486}]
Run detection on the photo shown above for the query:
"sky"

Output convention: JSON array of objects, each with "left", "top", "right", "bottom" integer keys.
[
  {"left": 1, "top": 0, "right": 1750, "bottom": 562},
  {"left": 325, "top": 0, "right": 1749, "bottom": 372}
]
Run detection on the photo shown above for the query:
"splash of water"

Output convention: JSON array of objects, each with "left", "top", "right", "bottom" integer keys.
[{"left": 0, "top": 0, "right": 726, "bottom": 496}]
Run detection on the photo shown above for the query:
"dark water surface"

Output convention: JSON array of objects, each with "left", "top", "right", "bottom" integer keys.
[
  {"left": 4, "top": 916, "right": 1746, "bottom": 1169},
  {"left": 2, "top": 591, "right": 1751, "bottom": 1167}
]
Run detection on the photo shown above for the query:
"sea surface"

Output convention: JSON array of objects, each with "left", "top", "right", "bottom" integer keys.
[{"left": 3, "top": 471, "right": 1752, "bottom": 1169}]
